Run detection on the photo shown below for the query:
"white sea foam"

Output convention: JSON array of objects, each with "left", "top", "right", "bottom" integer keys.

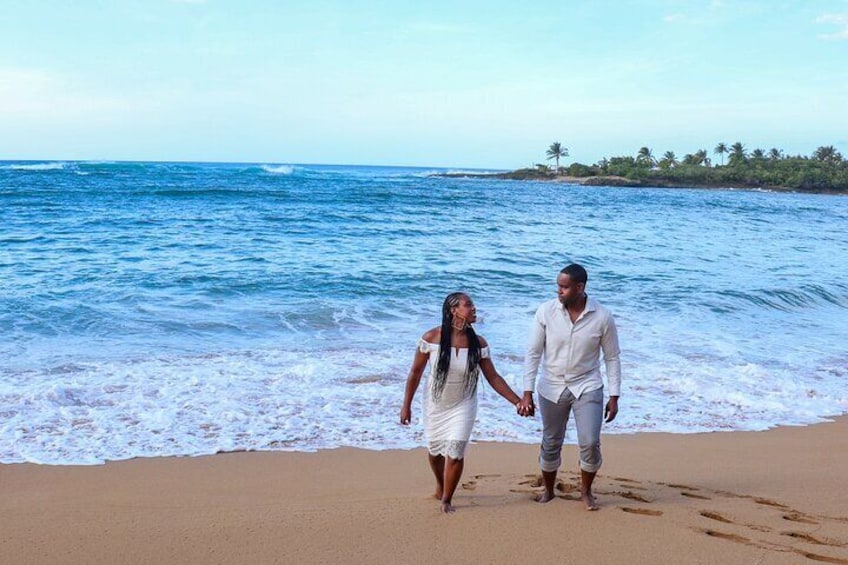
[
  {"left": 420, "top": 169, "right": 505, "bottom": 177},
  {"left": 447, "top": 169, "right": 504, "bottom": 175},
  {"left": 1, "top": 317, "right": 845, "bottom": 465},
  {"left": 261, "top": 164, "right": 294, "bottom": 175},
  {"left": 2, "top": 162, "right": 67, "bottom": 171}
]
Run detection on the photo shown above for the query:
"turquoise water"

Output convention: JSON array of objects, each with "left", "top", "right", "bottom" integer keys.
[{"left": 1, "top": 160, "right": 847, "bottom": 464}]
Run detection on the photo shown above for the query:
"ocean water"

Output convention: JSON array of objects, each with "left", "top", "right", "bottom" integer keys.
[{"left": 1, "top": 160, "right": 846, "bottom": 465}]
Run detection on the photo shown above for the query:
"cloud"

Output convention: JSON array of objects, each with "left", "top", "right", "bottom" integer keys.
[
  {"left": 663, "top": 13, "right": 687, "bottom": 23},
  {"left": 816, "top": 13, "right": 848, "bottom": 40}
]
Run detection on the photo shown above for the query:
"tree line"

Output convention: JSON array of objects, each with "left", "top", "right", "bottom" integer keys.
[{"left": 537, "top": 141, "right": 847, "bottom": 192}]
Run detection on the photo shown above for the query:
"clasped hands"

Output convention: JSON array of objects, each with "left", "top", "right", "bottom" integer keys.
[{"left": 515, "top": 392, "right": 535, "bottom": 417}]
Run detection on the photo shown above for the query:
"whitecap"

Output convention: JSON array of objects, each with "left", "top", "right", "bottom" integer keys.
[
  {"left": 3, "top": 162, "right": 67, "bottom": 171},
  {"left": 261, "top": 164, "right": 294, "bottom": 175}
]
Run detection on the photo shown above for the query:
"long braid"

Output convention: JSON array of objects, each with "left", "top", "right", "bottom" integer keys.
[{"left": 463, "top": 324, "right": 481, "bottom": 397}]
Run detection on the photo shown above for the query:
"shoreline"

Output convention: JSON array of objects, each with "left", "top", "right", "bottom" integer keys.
[
  {"left": 3, "top": 417, "right": 847, "bottom": 564},
  {"left": 437, "top": 171, "right": 847, "bottom": 195},
  {"left": 5, "top": 411, "right": 845, "bottom": 466}
]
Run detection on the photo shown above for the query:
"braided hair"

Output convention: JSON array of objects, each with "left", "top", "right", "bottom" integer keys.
[{"left": 432, "top": 292, "right": 482, "bottom": 400}]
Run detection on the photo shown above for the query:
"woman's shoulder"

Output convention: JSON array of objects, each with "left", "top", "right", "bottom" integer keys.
[
  {"left": 421, "top": 327, "right": 441, "bottom": 342},
  {"left": 417, "top": 328, "right": 440, "bottom": 354},
  {"left": 477, "top": 334, "right": 489, "bottom": 348}
]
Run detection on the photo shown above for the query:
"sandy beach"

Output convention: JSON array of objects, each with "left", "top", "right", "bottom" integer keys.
[{"left": 2, "top": 417, "right": 847, "bottom": 564}]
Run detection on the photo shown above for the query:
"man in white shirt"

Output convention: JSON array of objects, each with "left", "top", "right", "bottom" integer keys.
[{"left": 519, "top": 263, "right": 621, "bottom": 510}]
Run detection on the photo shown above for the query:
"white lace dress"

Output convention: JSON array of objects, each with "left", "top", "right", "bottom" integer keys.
[{"left": 418, "top": 339, "right": 490, "bottom": 460}]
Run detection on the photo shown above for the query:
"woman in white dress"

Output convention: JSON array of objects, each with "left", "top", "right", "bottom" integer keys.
[{"left": 400, "top": 292, "right": 531, "bottom": 513}]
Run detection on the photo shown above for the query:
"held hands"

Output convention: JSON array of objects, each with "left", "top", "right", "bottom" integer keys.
[{"left": 516, "top": 392, "right": 535, "bottom": 418}]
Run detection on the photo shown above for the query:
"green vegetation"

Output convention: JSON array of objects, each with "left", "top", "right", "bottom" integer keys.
[{"left": 519, "top": 142, "right": 848, "bottom": 193}]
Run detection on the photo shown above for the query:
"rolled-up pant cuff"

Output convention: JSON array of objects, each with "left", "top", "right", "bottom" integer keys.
[
  {"left": 579, "top": 458, "right": 602, "bottom": 473},
  {"left": 539, "top": 454, "right": 561, "bottom": 473}
]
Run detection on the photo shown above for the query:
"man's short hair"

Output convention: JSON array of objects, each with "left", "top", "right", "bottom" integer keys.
[{"left": 560, "top": 263, "right": 588, "bottom": 284}]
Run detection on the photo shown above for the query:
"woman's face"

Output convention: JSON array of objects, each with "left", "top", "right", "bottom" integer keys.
[{"left": 452, "top": 295, "right": 477, "bottom": 324}]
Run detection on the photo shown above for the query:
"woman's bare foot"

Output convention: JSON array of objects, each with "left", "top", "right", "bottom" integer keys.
[
  {"left": 440, "top": 500, "right": 455, "bottom": 513},
  {"left": 581, "top": 490, "right": 598, "bottom": 511},
  {"left": 534, "top": 490, "right": 556, "bottom": 503},
  {"left": 434, "top": 487, "right": 443, "bottom": 500}
]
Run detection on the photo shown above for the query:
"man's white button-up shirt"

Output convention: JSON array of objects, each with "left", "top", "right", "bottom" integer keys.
[{"left": 523, "top": 296, "right": 621, "bottom": 402}]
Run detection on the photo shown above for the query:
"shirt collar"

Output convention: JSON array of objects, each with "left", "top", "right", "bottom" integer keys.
[{"left": 560, "top": 295, "right": 596, "bottom": 320}]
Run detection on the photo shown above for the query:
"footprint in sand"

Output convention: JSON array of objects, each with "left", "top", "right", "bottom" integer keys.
[
  {"left": 661, "top": 482, "right": 700, "bottom": 491},
  {"left": 512, "top": 476, "right": 580, "bottom": 496},
  {"left": 699, "top": 511, "right": 734, "bottom": 524},
  {"left": 461, "top": 481, "right": 477, "bottom": 490},
  {"left": 753, "top": 497, "right": 789, "bottom": 509},
  {"left": 792, "top": 550, "right": 848, "bottom": 564},
  {"left": 620, "top": 507, "right": 663, "bottom": 517},
  {"left": 618, "top": 491, "right": 652, "bottom": 503},
  {"left": 783, "top": 512, "right": 820, "bottom": 525},
  {"left": 555, "top": 481, "right": 577, "bottom": 493},
  {"left": 703, "top": 530, "right": 756, "bottom": 545},
  {"left": 781, "top": 531, "right": 847, "bottom": 548},
  {"left": 681, "top": 491, "right": 711, "bottom": 500},
  {"left": 612, "top": 477, "right": 643, "bottom": 484},
  {"left": 509, "top": 488, "right": 540, "bottom": 494}
]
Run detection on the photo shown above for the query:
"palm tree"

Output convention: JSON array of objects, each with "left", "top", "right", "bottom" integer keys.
[
  {"left": 694, "top": 149, "right": 709, "bottom": 166},
  {"left": 768, "top": 148, "right": 783, "bottom": 161},
  {"left": 636, "top": 147, "right": 655, "bottom": 167},
  {"left": 813, "top": 145, "right": 843, "bottom": 164},
  {"left": 751, "top": 148, "right": 766, "bottom": 163},
  {"left": 546, "top": 142, "right": 568, "bottom": 174},
  {"left": 681, "top": 153, "right": 698, "bottom": 166},
  {"left": 714, "top": 142, "right": 728, "bottom": 166},
  {"left": 729, "top": 142, "right": 747, "bottom": 166},
  {"left": 659, "top": 151, "right": 677, "bottom": 169}
]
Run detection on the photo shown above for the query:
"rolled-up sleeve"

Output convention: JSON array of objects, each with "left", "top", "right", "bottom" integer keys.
[
  {"left": 601, "top": 313, "right": 621, "bottom": 396},
  {"left": 523, "top": 307, "right": 546, "bottom": 392}
]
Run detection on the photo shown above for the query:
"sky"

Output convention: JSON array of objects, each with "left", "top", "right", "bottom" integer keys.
[{"left": 1, "top": 1, "right": 847, "bottom": 169}]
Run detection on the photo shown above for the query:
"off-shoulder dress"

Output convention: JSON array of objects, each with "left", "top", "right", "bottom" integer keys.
[{"left": 417, "top": 339, "right": 490, "bottom": 460}]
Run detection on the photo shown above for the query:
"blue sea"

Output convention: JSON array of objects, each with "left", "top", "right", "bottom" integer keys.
[{"left": 1, "top": 160, "right": 847, "bottom": 465}]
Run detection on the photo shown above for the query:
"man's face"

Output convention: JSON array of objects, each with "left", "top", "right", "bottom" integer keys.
[{"left": 557, "top": 273, "right": 585, "bottom": 307}]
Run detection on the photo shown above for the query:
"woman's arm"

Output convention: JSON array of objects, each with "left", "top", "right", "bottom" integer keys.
[
  {"left": 478, "top": 357, "right": 522, "bottom": 407},
  {"left": 400, "top": 342, "right": 431, "bottom": 425}
]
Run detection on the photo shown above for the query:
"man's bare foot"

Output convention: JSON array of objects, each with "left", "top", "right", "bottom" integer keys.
[
  {"left": 581, "top": 491, "right": 598, "bottom": 511},
  {"left": 534, "top": 490, "right": 556, "bottom": 503},
  {"left": 440, "top": 500, "right": 455, "bottom": 513}
]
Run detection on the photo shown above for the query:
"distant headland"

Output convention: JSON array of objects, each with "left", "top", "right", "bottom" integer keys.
[{"left": 440, "top": 142, "right": 848, "bottom": 194}]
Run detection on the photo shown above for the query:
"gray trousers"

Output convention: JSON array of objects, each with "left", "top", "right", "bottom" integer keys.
[{"left": 538, "top": 387, "right": 604, "bottom": 473}]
